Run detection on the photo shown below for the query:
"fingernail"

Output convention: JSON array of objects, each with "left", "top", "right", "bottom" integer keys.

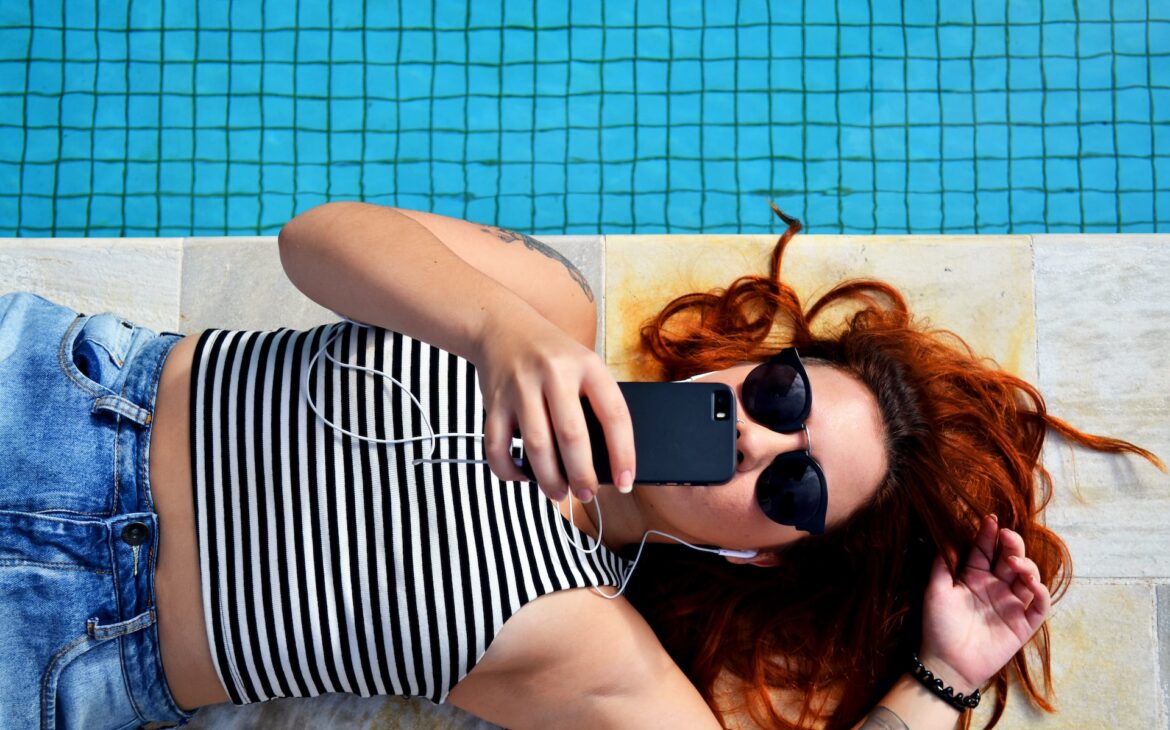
[
  {"left": 989, "top": 514, "right": 999, "bottom": 523},
  {"left": 550, "top": 489, "right": 568, "bottom": 502},
  {"left": 617, "top": 470, "right": 634, "bottom": 494},
  {"left": 575, "top": 488, "right": 594, "bottom": 503}
]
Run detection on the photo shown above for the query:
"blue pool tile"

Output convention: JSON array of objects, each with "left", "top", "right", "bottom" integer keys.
[
  {"left": 1008, "top": 91, "right": 1041, "bottom": 124},
  {"left": 1079, "top": 90, "right": 1114, "bottom": 123},
  {"left": 1047, "top": 190, "right": 1081, "bottom": 229},
  {"left": 1042, "top": 125, "right": 1076, "bottom": 157},
  {"left": 799, "top": 26, "right": 835, "bottom": 61},
  {"left": 1013, "top": 157, "right": 1043, "bottom": 187},
  {"left": 127, "top": 126, "right": 160, "bottom": 159},
  {"left": 838, "top": 58, "right": 870, "bottom": 92},
  {"left": 1046, "top": 156, "right": 1080, "bottom": 185},
  {"left": 330, "top": 164, "right": 363, "bottom": 195},
  {"left": 20, "top": 161, "right": 54, "bottom": 194},
  {"left": 1044, "top": 90, "right": 1078, "bottom": 123},
  {"left": 804, "top": 94, "right": 838, "bottom": 124},
  {"left": 464, "top": 0, "right": 499, "bottom": 27},
  {"left": 976, "top": 157, "right": 1008, "bottom": 185},
  {"left": 665, "top": 191, "right": 701, "bottom": 230},
  {"left": 1116, "top": 125, "right": 1153, "bottom": 157},
  {"left": 837, "top": 28, "right": 870, "bottom": 64},
  {"left": 659, "top": 90, "right": 692, "bottom": 124},
  {"left": 124, "top": 196, "right": 158, "bottom": 233},
  {"left": 327, "top": 97, "right": 364, "bottom": 133},
  {"left": 1082, "top": 157, "right": 1118, "bottom": 189},
  {"left": 502, "top": 62, "right": 536, "bottom": 96},
  {"left": 1080, "top": 127, "right": 1117, "bottom": 157},
  {"left": 837, "top": 91, "right": 869, "bottom": 122},
  {"left": 125, "top": 159, "right": 159, "bottom": 194},
  {"left": 805, "top": 193, "right": 839, "bottom": 231},
  {"left": 19, "top": 195, "right": 52, "bottom": 232},
  {"left": 499, "top": 192, "right": 533, "bottom": 226},
  {"left": 872, "top": 127, "right": 905, "bottom": 160},
  {"left": 1119, "top": 192, "right": 1155, "bottom": 227},
  {"left": 533, "top": 162, "right": 565, "bottom": 197}
]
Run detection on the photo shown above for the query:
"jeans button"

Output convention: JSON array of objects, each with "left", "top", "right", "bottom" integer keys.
[{"left": 121, "top": 521, "right": 150, "bottom": 546}]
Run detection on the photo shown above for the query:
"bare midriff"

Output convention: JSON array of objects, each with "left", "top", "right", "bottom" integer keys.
[{"left": 151, "top": 332, "right": 231, "bottom": 710}]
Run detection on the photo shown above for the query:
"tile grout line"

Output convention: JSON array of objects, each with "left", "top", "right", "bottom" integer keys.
[{"left": 1157, "top": 584, "right": 1170, "bottom": 730}]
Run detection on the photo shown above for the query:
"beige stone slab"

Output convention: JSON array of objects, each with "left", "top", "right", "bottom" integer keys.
[
  {"left": 1034, "top": 235, "right": 1170, "bottom": 578},
  {"left": 180, "top": 237, "right": 336, "bottom": 333},
  {"left": 968, "top": 581, "right": 1161, "bottom": 729},
  {"left": 1159, "top": 584, "right": 1170, "bottom": 726},
  {"left": 186, "top": 694, "right": 496, "bottom": 729},
  {"left": 543, "top": 235, "right": 604, "bottom": 354},
  {"left": 0, "top": 238, "right": 184, "bottom": 331},
  {"left": 605, "top": 235, "right": 1037, "bottom": 382},
  {"left": 180, "top": 235, "right": 606, "bottom": 352}
]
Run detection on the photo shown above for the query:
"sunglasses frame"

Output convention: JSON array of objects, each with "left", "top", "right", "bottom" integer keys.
[{"left": 742, "top": 348, "right": 828, "bottom": 535}]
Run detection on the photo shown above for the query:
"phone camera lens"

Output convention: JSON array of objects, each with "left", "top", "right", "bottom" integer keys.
[{"left": 713, "top": 391, "right": 731, "bottom": 420}]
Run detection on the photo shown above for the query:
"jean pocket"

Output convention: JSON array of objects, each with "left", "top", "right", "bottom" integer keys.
[
  {"left": 42, "top": 633, "right": 142, "bottom": 730},
  {"left": 63, "top": 313, "right": 137, "bottom": 394}
]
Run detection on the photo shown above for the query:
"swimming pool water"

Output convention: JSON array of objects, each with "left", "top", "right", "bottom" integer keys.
[{"left": 1, "top": 0, "right": 1167, "bottom": 236}]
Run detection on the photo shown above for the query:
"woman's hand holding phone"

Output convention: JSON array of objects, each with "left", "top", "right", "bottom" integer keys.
[{"left": 474, "top": 309, "right": 635, "bottom": 503}]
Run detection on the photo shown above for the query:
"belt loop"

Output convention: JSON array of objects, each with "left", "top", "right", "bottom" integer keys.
[{"left": 92, "top": 395, "right": 153, "bottom": 426}]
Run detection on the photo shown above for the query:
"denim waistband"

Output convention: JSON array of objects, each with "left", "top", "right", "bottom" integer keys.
[
  {"left": 51, "top": 308, "right": 193, "bottom": 727},
  {"left": 107, "top": 326, "right": 194, "bottom": 725}
]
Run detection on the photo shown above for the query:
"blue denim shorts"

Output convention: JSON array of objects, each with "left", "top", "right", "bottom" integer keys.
[{"left": 0, "top": 292, "right": 196, "bottom": 729}]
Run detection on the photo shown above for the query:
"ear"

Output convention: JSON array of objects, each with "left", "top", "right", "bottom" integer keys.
[{"left": 724, "top": 551, "right": 780, "bottom": 568}]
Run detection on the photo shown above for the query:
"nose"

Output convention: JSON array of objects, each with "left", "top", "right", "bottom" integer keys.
[{"left": 736, "top": 417, "right": 808, "bottom": 472}]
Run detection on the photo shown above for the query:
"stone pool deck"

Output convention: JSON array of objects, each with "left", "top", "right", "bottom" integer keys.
[{"left": 2, "top": 232, "right": 1167, "bottom": 728}]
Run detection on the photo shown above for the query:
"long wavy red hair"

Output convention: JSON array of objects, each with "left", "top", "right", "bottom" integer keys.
[{"left": 626, "top": 206, "right": 1163, "bottom": 729}]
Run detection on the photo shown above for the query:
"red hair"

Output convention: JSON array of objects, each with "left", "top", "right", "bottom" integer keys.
[{"left": 626, "top": 206, "right": 1163, "bottom": 729}]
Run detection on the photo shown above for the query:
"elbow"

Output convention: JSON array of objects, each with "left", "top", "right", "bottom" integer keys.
[
  {"left": 277, "top": 201, "right": 356, "bottom": 282},
  {"left": 279, "top": 201, "right": 340, "bottom": 256}
]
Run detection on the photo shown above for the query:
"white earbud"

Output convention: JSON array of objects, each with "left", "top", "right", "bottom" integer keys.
[{"left": 715, "top": 548, "right": 759, "bottom": 559}]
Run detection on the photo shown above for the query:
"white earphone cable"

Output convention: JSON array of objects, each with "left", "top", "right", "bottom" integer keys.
[{"left": 307, "top": 320, "right": 756, "bottom": 599}]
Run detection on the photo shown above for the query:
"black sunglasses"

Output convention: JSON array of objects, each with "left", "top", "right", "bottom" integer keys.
[{"left": 740, "top": 348, "right": 828, "bottom": 535}]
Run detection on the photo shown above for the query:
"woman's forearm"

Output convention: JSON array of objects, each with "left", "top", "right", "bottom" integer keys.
[
  {"left": 278, "top": 202, "right": 545, "bottom": 365},
  {"left": 853, "top": 674, "right": 962, "bottom": 730}
]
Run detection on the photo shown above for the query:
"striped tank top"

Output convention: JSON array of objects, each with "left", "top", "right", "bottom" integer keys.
[{"left": 189, "top": 322, "right": 627, "bottom": 704}]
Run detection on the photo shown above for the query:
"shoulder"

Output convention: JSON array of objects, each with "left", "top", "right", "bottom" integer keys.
[{"left": 447, "top": 588, "right": 721, "bottom": 729}]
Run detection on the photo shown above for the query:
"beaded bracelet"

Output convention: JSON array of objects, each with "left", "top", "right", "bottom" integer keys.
[{"left": 909, "top": 655, "right": 981, "bottom": 711}]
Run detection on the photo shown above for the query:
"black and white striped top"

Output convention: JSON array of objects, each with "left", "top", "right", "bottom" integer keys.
[{"left": 189, "top": 322, "right": 627, "bottom": 705}]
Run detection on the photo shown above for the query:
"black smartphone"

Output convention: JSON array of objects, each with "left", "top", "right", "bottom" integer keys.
[{"left": 513, "top": 382, "right": 738, "bottom": 486}]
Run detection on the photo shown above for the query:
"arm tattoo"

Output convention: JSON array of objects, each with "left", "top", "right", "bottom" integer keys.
[
  {"left": 480, "top": 226, "right": 595, "bottom": 303},
  {"left": 858, "top": 706, "right": 909, "bottom": 730}
]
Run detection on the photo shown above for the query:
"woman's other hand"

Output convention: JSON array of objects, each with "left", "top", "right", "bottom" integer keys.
[
  {"left": 919, "top": 514, "right": 1052, "bottom": 693},
  {"left": 474, "top": 310, "right": 636, "bottom": 503}
]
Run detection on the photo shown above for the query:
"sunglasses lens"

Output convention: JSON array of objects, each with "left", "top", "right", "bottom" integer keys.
[
  {"left": 756, "top": 456, "right": 825, "bottom": 532},
  {"left": 742, "top": 361, "right": 809, "bottom": 431}
]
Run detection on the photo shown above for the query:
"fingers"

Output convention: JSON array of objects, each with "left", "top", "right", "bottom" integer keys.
[
  {"left": 484, "top": 367, "right": 632, "bottom": 505},
  {"left": 580, "top": 366, "right": 636, "bottom": 494},
  {"left": 966, "top": 514, "right": 999, "bottom": 572},
  {"left": 1004, "top": 553, "right": 1052, "bottom": 627},
  {"left": 477, "top": 327, "right": 634, "bottom": 504},
  {"left": 992, "top": 525, "right": 1027, "bottom": 585},
  {"left": 483, "top": 406, "right": 533, "bottom": 482},
  {"left": 546, "top": 379, "right": 600, "bottom": 502}
]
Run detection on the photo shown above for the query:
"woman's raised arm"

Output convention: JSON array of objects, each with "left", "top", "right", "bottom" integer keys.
[
  {"left": 852, "top": 515, "right": 1053, "bottom": 730},
  {"left": 277, "top": 202, "right": 635, "bottom": 501}
]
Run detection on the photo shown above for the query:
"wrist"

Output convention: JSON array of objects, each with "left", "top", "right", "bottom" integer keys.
[
  {"left": 916, "top": 649, "right": 986, "bottom": 692},
  {"left": 908, "top": 653, "right": 982, "bottom": 712}
]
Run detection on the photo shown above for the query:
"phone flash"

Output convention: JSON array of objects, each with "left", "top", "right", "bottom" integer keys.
[{"left": 713, "top": 391, "right": 732, "bottom": 421}]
